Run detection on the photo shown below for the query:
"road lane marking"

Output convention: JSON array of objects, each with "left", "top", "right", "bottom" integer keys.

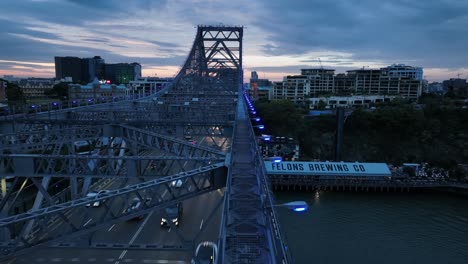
[
  {"left": 83, "top": 218, "right": 93, "bottom": 227},
  {"left": 5, "top": 258, "right": 16, "bottom": 264},
  {"left": 200, "top": 219, "right": 204, "bottom": 230},
  {"left": 108, "top": 224, "right": 115, "bottom": 231},
  {"left": 130, "top": 211, "right": 153, "bottom": 244},
  {"left": 114, "top": 249, "right": 127, "bottom": 264},
  {"left": 115, "top": 211, "right": 154, "bottom": 264}
]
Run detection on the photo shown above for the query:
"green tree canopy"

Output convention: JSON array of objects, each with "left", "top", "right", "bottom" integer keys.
[
  {"left": 45, "top": 82, "right": 69, "bottom": 98},
  {"left": 5, "top": 82, "right": 24, "bottom": 102},
  {"left": 255, "top": 100, "right": 304, "bottom": 137}
]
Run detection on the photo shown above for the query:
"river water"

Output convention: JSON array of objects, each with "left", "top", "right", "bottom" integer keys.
[{"left": 275, "top": 191, "right": 468, "bottom": 264}]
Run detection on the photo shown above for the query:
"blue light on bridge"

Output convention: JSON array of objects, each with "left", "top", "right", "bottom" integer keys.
[
  {"left": 293, "top": 207, "right": 307, "bottom": 212},
  {"left": 280, "top": 201, "right": 309, "bottom": 212}
]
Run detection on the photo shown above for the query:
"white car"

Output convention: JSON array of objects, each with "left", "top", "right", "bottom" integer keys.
[
  {"left": 125, "top": 197, "right": 150, "bottom": 221},
  {"left": 85, "top": 190, "right": 110, "bottom": 207},
  {"left": 171, "top": 179, "right": 183, "bottom": 188}
]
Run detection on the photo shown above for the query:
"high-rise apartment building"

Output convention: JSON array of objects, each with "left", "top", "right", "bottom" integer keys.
[
  {"left": 273, "top": 75, "right": 309, "bottom": 103},
  {"left": 55, "top": 56, "right": 82, "bottom": 82},
  {"left": 381, "top": 64, "right": 423, "bottom": 80},
  {"left": 301, "top": 68, "right": 335, "bottom": 95},
  {"left": 82, "top": 56, "right": 105, "bottom": 82},
  {"left": 443, "top": 78, "right": 468, "bottom": 97},
  {"left": 55, "top": 56, "right": 140, "bottom": 84},
  {"left": 271, "top": 64, "right": 423, "bottom": 103},
  {"left": 251, "top": 71, "right": 259, "bottom": 80},
  {"left": 249, "top": 71, "right": 272, "bottom": 100},
  {"left": 104, "top": 63, "right": 141, "bottom": 84}
]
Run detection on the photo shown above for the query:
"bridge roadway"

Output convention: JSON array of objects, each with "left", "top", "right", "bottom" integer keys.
[
  {"left": 9, "top": 190, "right": 223, "bottom": 264},
  {"left": 6, "top": 137, "right": 227, "bottom": 263}
]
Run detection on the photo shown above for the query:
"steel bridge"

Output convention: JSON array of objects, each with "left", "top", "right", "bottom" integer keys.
[{"left": 0, "top": 26, "right": 290, "bottom": 263}]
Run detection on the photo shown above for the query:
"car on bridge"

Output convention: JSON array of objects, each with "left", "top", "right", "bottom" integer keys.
[
  {"left": 161, "top": 202, "right": 183, "bottom": 227},
  {"left": 85, "top": 190, "right": 110, "bottom": 207},
  {"left": 124, "top": 197, "right": 152, "bottom": 220},
  {"left": 171, "top": 179, "right": 183, "bottom": 188}
]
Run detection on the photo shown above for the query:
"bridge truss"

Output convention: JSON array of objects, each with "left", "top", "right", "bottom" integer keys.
[{"left": 0, "top": 25, "right": 289, "bottom": 263}]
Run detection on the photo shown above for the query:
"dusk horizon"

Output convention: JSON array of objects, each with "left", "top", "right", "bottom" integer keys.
[{"left": 1, "top": 0, "right": 468, "bottom": 82}]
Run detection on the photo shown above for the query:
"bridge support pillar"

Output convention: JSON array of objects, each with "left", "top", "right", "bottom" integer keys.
[{"left": 22, "top": 176, "right": 51, "bottom": 238}]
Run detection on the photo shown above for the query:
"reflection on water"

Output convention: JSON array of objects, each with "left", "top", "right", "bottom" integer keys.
[{"left": 275, "top": 191, "right": 468, "bottom": 264}]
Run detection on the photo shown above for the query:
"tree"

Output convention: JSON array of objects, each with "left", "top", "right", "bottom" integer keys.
[
  {"left": 316, "top": 100, "right": 327, "bottom": 110},
  {"left": 45, "top": 82, "right": 69, "bottom": 98},
  {"left": 256, "top": 100, "right": 303, "bottom": 137},
  {"left": 5, "top": 82, "right": 24, "bottom": 102}
]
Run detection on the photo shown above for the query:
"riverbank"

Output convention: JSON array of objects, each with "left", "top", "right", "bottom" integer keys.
[{"left": 271, "top": 181, "right": 468, "bottom": 197}]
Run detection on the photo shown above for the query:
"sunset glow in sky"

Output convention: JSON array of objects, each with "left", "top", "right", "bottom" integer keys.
[{"left": 1, "top": 0, "right": 467, "bottom": 82}]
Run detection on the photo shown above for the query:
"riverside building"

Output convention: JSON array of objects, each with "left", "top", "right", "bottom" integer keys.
[{"left": 270, "top": 64, "right": 423, "bottom": 104}]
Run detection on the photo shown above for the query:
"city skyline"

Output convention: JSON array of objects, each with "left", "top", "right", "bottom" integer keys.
[{"left": 0, "top": 0, "right": 467, "bottom": 82}]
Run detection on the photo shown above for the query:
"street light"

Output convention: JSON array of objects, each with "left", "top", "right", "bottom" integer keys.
[
  {"left": 265, "top": 156, "right": 282, "bottom": 163},
  {"left": 193, "top": 241, "right": 217, "bottom": 264},
  {"left": 275, "top": 201, "right": 309, "bottom": 212}
]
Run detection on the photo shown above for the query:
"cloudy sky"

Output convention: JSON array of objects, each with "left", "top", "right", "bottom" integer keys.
[{"left": 0, "top": 0, "right": 467, "bottom": 82}]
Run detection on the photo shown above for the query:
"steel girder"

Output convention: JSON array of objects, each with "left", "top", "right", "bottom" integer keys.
[
  {"left": 2, "top": 118, "right": 234, "bottom": 128},
  {"left": 121, "top": 125, "right": 224, "bottom": 157},
  {"left": 219, "top": 94, "right": 290, "bottom": 263},
  {"left": 66, "top": 109, "right": 234, "bottom": 123},
  {"left": 0, "top": 154, "right": 223, "bottom": 178},
  {"left": 140, "top": 123, "right": 231, "bottom": 137},
  {"left": 0, "top": 126, "right": 103, "bottom": 154},
  {"left": 169, "top": 25, "right": 242, "bottom": 95},
  {"left": 0, "top": 163, "right": 225, "bottom": 259},
  {"left": 0, "top": 124, "right": 226, "bottom": 179}
]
